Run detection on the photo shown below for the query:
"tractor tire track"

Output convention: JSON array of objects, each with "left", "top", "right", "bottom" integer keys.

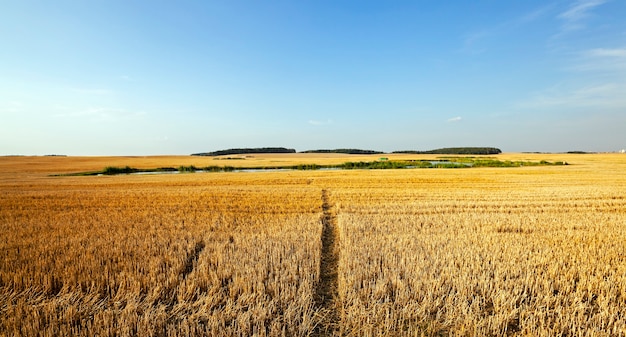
[
  {"left": 158, "top": 239, "right": 206, "bottom": 308},
  {"left": 182, "top": 240, "right": 206, "bottom": 281},
  {"left": 314, "top": 189, "right": 340, "bottom": 336}
]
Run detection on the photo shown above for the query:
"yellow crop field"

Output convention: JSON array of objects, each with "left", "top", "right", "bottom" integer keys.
[{"left": 1, "top": 153, "right": 626, "bottom": 336}]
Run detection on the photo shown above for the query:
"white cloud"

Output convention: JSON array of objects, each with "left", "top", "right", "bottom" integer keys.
[
  {"left": 459, "top": 4, "right": 555, "bottom": 55},
  {"left": 586, "top": 48, "right": 626, "bottom": 58},
  {"left": 570, "top": 47, "right": 626, "bottom": 72},
  {"left": 557, "top": 0, "right": 607, "bottom": 33},
  {"left": 447, "top": 116, "right": 462, "bottom": 122},
  {"left": 308, "top": 119, "right": 333, "bottom": 126},
  {"left": 55, "top": 107, "right": 146, "bottom": 122},
  {"left": 519, "top": 4, "right": 555, "bottom": 23},
  {"left": 518, "top": 83, "right": 626, "bottom": 110},
  {"left": 70, "top": 88, "right": 114, "bottom": 95},
  {"left": 520, "top": 30, "right": 626, "bottom": 112},
  {"left": 0, "top": 101, "right": 24, "bottom": 114},
  {"left": 461, "top": 30, "right": 490, "bottom": 55},
  {"left": 559, "top": 0, "right": 606, "bottom": 21}
]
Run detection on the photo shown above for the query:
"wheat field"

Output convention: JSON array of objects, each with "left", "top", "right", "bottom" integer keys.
[{"left": 1, "top": 153, "right": 625, "bottom": 336}]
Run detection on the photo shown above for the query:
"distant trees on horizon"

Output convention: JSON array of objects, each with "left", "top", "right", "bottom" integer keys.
[
  {"left": 192, "top": 147, "right": 296, "bottom": 156},
  {"left": 393, "top": 147, "right": 502, "bottom": 155},
  {"left": 300, "top": 149, "right": 385, "bottom": 155},
  {"left": 192, "top": 147, "right": 502, "bottom": 156}
]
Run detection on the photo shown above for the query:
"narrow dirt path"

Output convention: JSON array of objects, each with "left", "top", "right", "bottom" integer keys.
[{"left": 314, "top": 189, "right": 340, "bottom": 336}]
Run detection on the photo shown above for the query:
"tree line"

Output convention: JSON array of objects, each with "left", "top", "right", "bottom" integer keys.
[{"left": 192, "top": 147, "right": 502, "bottom": 156}]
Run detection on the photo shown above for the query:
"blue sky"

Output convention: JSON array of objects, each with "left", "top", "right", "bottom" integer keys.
[{"left": 1, "top": 0, "right": 625, "bottom": 155}]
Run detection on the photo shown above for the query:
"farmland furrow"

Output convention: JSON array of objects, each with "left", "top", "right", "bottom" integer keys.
[{"left": 314, "top": 189, "right": 340, "bottom": 336}]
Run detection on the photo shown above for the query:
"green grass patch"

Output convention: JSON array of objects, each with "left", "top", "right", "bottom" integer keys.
[
  {"left": 103, "top": 166, "right": 138, "bottom": 175},
  {"left": 52, "top": 158, "right": 568, "bottom": 176},
  {"left": 178, "top": 165, "right": 198, "bottom": 173}
]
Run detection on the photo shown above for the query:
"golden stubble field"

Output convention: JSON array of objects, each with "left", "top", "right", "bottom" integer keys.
[{"left": 1, "top": 153, "right": 626, "bottom": 336}]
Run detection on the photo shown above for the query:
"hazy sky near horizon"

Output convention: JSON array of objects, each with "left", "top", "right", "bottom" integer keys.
[{"left": 1, "top": 0, "right": 625, "bottom": 155}]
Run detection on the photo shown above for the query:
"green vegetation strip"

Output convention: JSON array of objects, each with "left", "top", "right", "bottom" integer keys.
[{"left": 51, "top": 159, "right": 568, "bottom": 176}]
